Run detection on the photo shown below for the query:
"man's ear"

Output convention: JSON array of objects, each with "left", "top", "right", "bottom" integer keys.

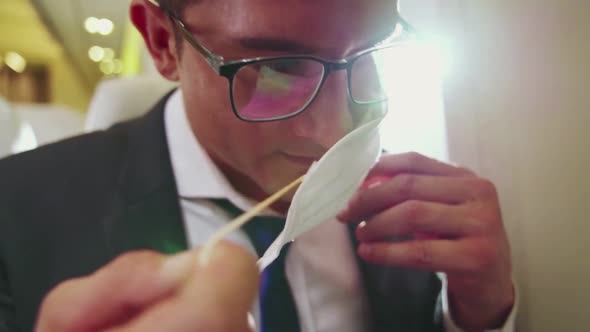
[{"left": 130, "top": 0, "right": 180, "bottom": 81}]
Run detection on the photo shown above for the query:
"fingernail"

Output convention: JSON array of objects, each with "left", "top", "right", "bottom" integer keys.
[
  {"left": 367, "top": 180, "right": 383, "bottom": 189},
  {"left": 160, "top": 251, "right": 196, "bottom": 287},
  {"left": 355, "top": 221, "right": 367, "bottom": 238},
  {"left": 362, "top": 174, "right": 390, "bottom": 190},
  {"left": 361, "top": 178, "right": 383, "bottom": 190}
]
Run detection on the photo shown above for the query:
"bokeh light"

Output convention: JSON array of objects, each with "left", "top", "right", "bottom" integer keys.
[
  {"left": 5, "top": 52, "right": 27, "bottom": 73},
  {"left": 88, "top": 46, "right": 105, "bottom": 62}
]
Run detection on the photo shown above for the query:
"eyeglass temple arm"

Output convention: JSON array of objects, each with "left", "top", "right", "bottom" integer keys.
[
  {"left": 145, "top": 0, "right": 223, "bottom": 71},
  {"left": 173, "top": 20, "right": 224, "bottom": 69}
]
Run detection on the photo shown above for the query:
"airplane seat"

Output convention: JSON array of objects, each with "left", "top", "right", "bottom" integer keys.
[
  {"left": 0, "top": 97, "right": 20, "bottom": 158},
  {"left": 85, "top": 76, "right": 177, "bottom": 132}
]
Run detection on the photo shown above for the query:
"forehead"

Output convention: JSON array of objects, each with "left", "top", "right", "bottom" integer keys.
[{"left": 183, "top": 0, "right": 398, "bottom": 57}]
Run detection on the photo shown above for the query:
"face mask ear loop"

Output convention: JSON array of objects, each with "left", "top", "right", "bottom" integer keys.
[{"left": 198, "top": 173, "right": 308, "bottom": 267}]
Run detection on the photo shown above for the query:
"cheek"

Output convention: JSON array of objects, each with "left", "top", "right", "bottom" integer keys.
[{"left": 233, "top": 124, "right": 276, "bottom": 158}]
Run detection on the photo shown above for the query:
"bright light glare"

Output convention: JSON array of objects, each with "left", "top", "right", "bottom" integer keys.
[
  {"left": 102, "top": 48, "right": 115, "bottom": 61},
  {"left": 84, "top": 17, "right": 99, "bottom": 33},
  {"left": 85, "top": 17, "right": 114, "bottom": 36},
  {"left": 378, "top": 38, "right": 453, "bottom": 161},
  {"left": 97, "top": 19, "right": 114, "bottom": 36},
  {"left": 100, "top": 60, "right": 115, "bottom": 75},
  {"left": 5, "top": 52, "right": 27, "bottom": 73},
  {"left": 88, "top": 46, "right": 105, "bottom": 62}
]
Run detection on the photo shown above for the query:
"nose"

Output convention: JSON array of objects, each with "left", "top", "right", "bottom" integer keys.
[{"left": 286, "top": 70, "right": 354, "bottom": 149}]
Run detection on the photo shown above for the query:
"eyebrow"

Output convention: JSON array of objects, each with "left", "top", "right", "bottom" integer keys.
[
  {"left": 236, "top": 37, "right": 317, "bottom": 55},
  {"left": 233, "top": 26, "right": 398, "bottom": 59}
]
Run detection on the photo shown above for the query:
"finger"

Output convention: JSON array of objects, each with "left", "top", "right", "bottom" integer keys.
[
  {"left": 356, "top": 201, "right": 476, "bottom": 242},
  {"left": 116, "top": 241, "right": 259, "bottom": 332},
  {"left": 368, "top": 152, "right": 475, "bottom": 178},
  {"left": 36, "top": 250, "right": 195, "bottom": 332},
  {"left": 339, "top": 174, "right": 478, "bottom": 223},
  {"left": 358, "top": 239, "right": 495, "bottom": 274}
]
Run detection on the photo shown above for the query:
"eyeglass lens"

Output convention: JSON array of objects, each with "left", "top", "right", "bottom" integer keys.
[{"left": 232, "top": 47, "right": 400, "bottom": 121}]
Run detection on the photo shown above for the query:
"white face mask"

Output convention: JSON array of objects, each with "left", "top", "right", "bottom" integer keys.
[{"left": 258, "top": 108, "right": 387, "bottom": 270}]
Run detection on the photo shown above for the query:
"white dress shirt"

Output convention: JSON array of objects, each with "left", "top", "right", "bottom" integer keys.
[{"left": 164, "top": 89, "right": 517, "bottom": 332}]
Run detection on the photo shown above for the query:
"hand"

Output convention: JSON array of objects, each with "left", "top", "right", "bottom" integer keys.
[
  {"left": 35, "top": 241, "right": 259, "bottom": 332},
  {"left": 338, "top": 152, "right": 515, "bottom": 332}
]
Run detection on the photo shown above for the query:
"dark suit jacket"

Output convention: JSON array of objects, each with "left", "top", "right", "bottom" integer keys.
[{"left": 0, "top": 93, "right": 442, "bottom": 332}]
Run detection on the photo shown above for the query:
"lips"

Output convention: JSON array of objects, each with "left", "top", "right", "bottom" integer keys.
[{"left": 280, "top": 152, "right": 319, "bottom": 166}]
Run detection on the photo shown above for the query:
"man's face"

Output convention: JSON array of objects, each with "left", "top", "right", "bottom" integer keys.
[{"left": 174, "top": 0, "right": 396, "bottom": 201}]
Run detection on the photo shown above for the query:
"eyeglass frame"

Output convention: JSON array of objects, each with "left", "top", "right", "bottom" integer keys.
[{"left": 147, "top": 0, "right": 418, "bottom": 122}]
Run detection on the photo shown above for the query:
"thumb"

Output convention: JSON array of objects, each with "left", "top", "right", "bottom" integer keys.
[
  {"left": 189, "top": 241, "right": 261, "bottom": 321},
  {"left": 119, "top": 241, "right": 260, "bottom": 332}
]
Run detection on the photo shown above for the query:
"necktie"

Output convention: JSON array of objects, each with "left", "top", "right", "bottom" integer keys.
[{"left": 214, "top": 200, "right": 301, "bottom": 332}]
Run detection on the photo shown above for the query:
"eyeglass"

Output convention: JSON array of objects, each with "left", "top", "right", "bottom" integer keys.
[{"left": 148, "top": 0, "right": 418, "bottom": 122}]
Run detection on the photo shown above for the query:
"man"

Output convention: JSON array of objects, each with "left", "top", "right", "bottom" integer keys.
[{"left": 0, "top": 0, "right": 516, "bottom": 331}]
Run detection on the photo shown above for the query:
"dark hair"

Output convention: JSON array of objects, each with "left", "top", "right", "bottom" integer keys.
[{"left": 156, "top": 0, "right": 190, "bottom": 13}]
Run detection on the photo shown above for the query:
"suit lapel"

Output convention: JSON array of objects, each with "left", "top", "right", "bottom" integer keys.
[
  {"left": 104, "top": 187, "right": 188, "bottom": 255},
  {"left": 103, "top": 91, "right": 189, "bottom": 257},
  {"left": 348, "top": 224, "right": 443, "bottom": 332}
]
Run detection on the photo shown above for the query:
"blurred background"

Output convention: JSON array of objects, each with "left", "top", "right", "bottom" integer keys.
[
  {"left": 0, "top": 0, "right": 172, "bottom": 154},
  {"left": 1, "top": 0, "right": 589, "bottom": 330}
]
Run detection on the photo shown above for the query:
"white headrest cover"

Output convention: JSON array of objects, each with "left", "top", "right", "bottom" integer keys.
[{"left": 85, "top": 77, "right": 176, "bottom": 132}]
